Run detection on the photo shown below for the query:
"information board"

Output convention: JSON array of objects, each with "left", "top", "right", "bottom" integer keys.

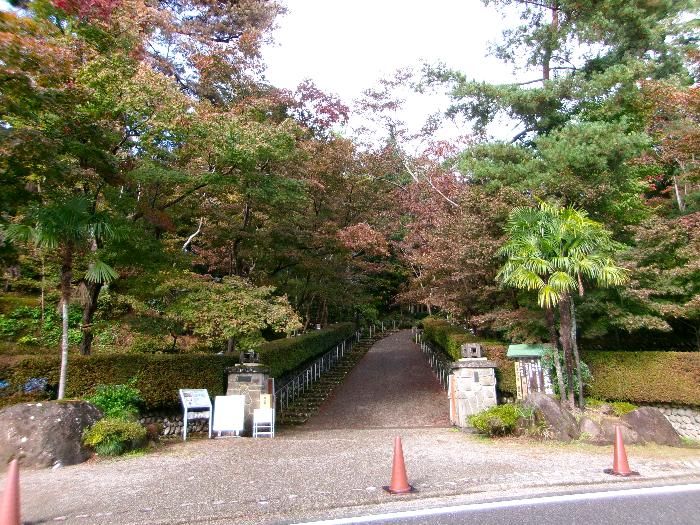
[
  {"left": 179, "top": 389, "right": 212, "bottom": 409},
  {"left": 212, "top": 395, "right": 246, "bottom": 436},
  {"left": 179, "top": 389, "right": 212, "bottom": 440}
]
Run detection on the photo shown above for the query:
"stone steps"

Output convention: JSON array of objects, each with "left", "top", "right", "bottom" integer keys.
[{"left": 277, "top": 331, "right": 394, "bottom": 426}]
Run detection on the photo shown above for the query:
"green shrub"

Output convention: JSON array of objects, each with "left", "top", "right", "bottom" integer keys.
[
  {"left": 422, "top": 317, "right": 517, "bottom": 396},
  {"left": 3, "top": 323, "right": 357, "bottom": 411},
  {"left": 468, "top": 404, "right": 524, "bottom": 436},
  {"left": 89, "top": 379, "right": 143, "bottom": 420},
  {"left": 611, "top": 401, "right": 637, "bottom": 417},
  {"left": 83, "top": 418, "right": 147, "bottom": 456},
  {"left": 0, "top": 315, "right": 22, "bottom": 338},
  {"left": 584, "top": 351, "right": 700, "bottom": 406},
  {"left": 258, "top": 323, "right": 355, "bottom": 377}
]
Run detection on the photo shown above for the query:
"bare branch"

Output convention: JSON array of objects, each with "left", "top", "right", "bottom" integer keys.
[{"left": 182, "top": 217, "right": 204, "bottom": 252}]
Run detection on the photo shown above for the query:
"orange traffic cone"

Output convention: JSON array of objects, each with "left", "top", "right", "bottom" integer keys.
[
  {"left": 604, "top": 426, "right": 639, "bottom": 477},
  {"left": 0, "top": 459, "right": 20, "bottom": 525},
  {"left": 383, "top": 436, "right": 415, "bottom": 494}
]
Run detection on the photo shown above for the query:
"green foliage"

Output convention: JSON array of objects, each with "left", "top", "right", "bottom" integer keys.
[
  {"left": 2, "top": 323, "right": 355, "bottom": 410},
  {"left": 584, "top": 351, "right": 700, "bottom": 406},
  {"left": 88, "top": 379, "right": 143, "bottom": 420},
  {"left": 161, "top": 274, "right": 302, "bottom": 351},
  {"left": 422, "top": 317, "right": 517, "bottom": 396},
  {"left": 541, "top": 346, "right": 592, "bottom": 397},
  {"left": 0, "top": 315, "right": 22, "bottom": 338},
  {"left": 497, "top": 201, "right": 627, "bottom": 309},
  {"left": 258, "top": 323, "right": 355, "bottom": 377},
  {"left": 83, "top": 418, "right": 147, "bottom": 456},
  {"left": 611, "top": 401, "right": 637, "bottom": 417},
  {"left": 468, "top": 404, "right": 525, "bottom": 436}
]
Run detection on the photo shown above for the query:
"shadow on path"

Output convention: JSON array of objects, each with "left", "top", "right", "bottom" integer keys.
[{"left": 305, "top": 330, "right": 451, "bottom": 429}]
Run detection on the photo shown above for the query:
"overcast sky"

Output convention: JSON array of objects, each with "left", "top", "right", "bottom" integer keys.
[
  {"left": 0, "top": 0, "right": 522, "bottom": 142},
  {"left": 262, "top": 0, "right": 521, "bottom": 143}
]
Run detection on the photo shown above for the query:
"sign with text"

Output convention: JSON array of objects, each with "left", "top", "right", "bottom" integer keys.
[
  {"left": 179, "top": 389, "right": 212, "bottom": 410},
  {"left": 179, "top": 389, "right": 212, "bottom": 440}
]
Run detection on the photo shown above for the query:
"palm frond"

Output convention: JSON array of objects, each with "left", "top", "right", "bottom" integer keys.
[
  {"left": 548, "top": 271, "right": 576, "bottom": 292},
  {"left": 538, "top": 284, "right": 561, "bottom": 309},
  {"left": 85, "top": 260, "right": 119, "bottom": 284}
]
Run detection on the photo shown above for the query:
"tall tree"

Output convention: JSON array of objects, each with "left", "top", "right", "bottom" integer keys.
[
  {"left": 497, "top": 201, "right": 627, "bottom": 407},
  {"left": 6, "top": 197, "right": 118, "bottom": 398}
]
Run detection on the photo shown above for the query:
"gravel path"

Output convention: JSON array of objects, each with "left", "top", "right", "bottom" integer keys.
[
  {"left": 305, "top": 330, "right": 450, "bottom": 429},
  {"left": 6, "top": 428, "right": 700, "bottom": 525}
]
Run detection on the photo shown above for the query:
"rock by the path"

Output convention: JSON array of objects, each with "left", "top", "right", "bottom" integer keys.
[
  {"left": 0, "top": 401, "right": 102, "bottom": 471},
  {"left": 622, "top": 407, "right": 682, "bottom": 447},
  {"left": 524, "top": 393, "right": 580, "bottom": 441},
  {"left": 578, "top": 416, "right": 604, "bottom": 443},
  {"left": 600, "top": 417, "right": 642, "bottom": 445}
]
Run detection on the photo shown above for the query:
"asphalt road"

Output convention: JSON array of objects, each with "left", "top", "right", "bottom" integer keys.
[{"left": 293, "top": 483, "right": 700, "bottom": 525}]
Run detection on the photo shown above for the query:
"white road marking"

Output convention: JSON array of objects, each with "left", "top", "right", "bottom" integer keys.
[{"left": 293, "top": 483, "right": 700, "bottom": 524}]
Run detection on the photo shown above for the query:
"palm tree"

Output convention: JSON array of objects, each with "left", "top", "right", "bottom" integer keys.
[
  {"left": 497, "top": 201, "right": 627, "bottom": 408},
  {"left": 6, "top": 197, "right": 118, "bottom": 399}
]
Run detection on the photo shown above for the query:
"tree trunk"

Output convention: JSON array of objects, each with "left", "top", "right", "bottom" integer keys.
[
  {"left": 558, "top": 294, "right": 576, "bottom": 409},
  {"left": 570, "top": 299, "right": 585, "bottom": 409},
  {"left": 40, "top": 253, "right": 45, "bottom": 325},
  {"left": 546, "top": 306, "right": 566, "bottom": 405},
  {"left": 79, "top": 281, "right": 103, "bottom": 356},
  {"left": 542, "top": 2, "right": 559, "bottom": 82},
  {"left": 57, "top": 244, "right": 73, "bottom": 400},
  {"left": 227, "top": 336, "right": 235, "bottom": 354}
]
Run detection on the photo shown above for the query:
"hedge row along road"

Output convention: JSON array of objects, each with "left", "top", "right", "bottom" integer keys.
[
  {"left": 1, "top": 324, "right": 355, "bottom": 411},
  {"left": 422, "top": 317, "right": 700, "bottom": 406}
]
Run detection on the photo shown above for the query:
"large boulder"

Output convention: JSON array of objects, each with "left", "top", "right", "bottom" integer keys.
[
  {"left": 578, "top": 416, "right": 604, "bottom": 443},
  {"left": 622, "top": 407, "right": 682, "bottom": 447},
  {"left": 0, "top": 401, "right": 103, "bottom": 471},
  {"left": 599, "top": 417, "right": 643, "bottom": 444},
  {"left": 524, "top": 392, "right": 580, "bottom": 441}
]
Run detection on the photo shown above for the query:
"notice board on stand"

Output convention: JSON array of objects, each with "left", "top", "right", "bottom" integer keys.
[
  {"left": 179, "top": 389, "right": 212, "bottom": 440},
  {"left": 212, "top": 395, "right": 246, "bottom": 436}
]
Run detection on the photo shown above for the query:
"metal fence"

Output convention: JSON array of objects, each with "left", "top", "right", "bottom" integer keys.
[
  {"left": 274, "top": 322, "right": 398, "bottom": 412},
  {"left": 275, "top": 330, "right": 361, "bottom": 411},
  {"left": 414, "top": 330, "right": 451, "bottom": 390}
]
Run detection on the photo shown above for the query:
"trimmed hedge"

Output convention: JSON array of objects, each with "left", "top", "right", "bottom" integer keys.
[
  {"left": 258, "top": 323, "right": 355, "bottom": 378},
  {"left": 422, "top": 318, "right": 700, "bottom": 406},
  {"left": 422, "top": 318, "right": 517, "bottom": 396},
  {"left": 1, "top": 323, "right": 356, "bottom": 411},
  {"left": 584, "top": 351, "right": 700, "bottom": 406}
]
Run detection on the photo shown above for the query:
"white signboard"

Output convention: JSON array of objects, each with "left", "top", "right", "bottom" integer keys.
[
  {"left": 179, "top": 389, "right": 212, "bottom": 440},
  {"left": 212, "top": 395, "right": 246, "bottom": 437}
]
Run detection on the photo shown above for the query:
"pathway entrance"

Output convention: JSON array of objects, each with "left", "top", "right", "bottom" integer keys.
[{"left": 305, "top": 329, "right": 451, "bottom": 429}]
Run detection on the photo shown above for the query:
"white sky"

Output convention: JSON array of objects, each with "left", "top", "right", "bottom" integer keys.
[{"left": 262, "top": 0, "right": 521, "bottom": 143}]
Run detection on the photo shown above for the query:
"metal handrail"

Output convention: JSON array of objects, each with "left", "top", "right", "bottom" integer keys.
[
  {"left": 275, "top": 330, "right": 361, "bottom": 411},
  {"left": 274, "top": 321, "right": 396, "bottom": 412},
  {"left": 414, "top": 331, "right": 451, "bottom": 390}
]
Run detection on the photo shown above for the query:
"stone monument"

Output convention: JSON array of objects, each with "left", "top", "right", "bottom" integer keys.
[
  {"left": 225, "top": 363, "right": 273, "bottom": 434},
  {"left": 448, "top": 346, "right": 498, "bottom": 428}
]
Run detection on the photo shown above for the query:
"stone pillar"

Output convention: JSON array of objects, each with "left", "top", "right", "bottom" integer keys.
[
  {"left": 448, "top": 358, "right": 498, "bottom": 428},
  {"left": 225, "top": 364, "right": 271, "bottom": 434}
]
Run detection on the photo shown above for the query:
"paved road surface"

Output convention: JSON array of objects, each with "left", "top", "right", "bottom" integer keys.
[
  {"left": 294, "top": 483, "right": 700, "bottom": 525},
  {"left": 305, "top": 330, "right": 450, "bottom": 429}
]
